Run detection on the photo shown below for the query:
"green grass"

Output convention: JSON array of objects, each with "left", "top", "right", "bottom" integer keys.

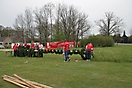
[
  {"left": 93, "top": 45, "right": 132, "bottom": 62},
  {"left": 0, "top": 45, "right": 132, "bottom": 88}
]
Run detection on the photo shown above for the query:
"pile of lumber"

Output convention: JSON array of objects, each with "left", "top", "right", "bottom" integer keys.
[{"left": 2, "top": 74, "right": 52, "bottom": 88}]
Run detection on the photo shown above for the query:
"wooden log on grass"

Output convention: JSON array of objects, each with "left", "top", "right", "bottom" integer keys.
[
  {"left": 2, "top": 75, "right": 27, "bottom": 85},
  {"left": 3, "top": 75, "right": 42, "bottom": 88},
  {"left": 2, "top": 75, "right": 29, "bottom": 88},
  {"left": 24, "top": 79, "right": 52, "bottom": 88},
  {"left": 14, "top": 74, "right": 52, "bottom": 88},
  {"left": 2, "top": 74, "right": 52, "bottom": 88},
  {"left": 13, "top": 74, "right": 38, "bottom": 88},
  {"left": 2, "top": 75, "right": 39, "bottom": 88}
]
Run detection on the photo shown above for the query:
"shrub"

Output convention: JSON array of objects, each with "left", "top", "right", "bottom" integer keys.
[
  {"left": 80, "top": 38, "right": 88, "bottom": 48},
  {"left": 80, "top": 35, "right": 114, "bottom": 47}
]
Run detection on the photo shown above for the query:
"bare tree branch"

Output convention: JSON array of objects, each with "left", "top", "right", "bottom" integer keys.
[{"left": 95, "top": 12, "right": 124, "bottom": 36}]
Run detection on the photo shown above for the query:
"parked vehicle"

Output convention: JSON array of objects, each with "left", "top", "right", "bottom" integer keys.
[{"left": 0, "top": 45, "right": 5, "bottom": 49}]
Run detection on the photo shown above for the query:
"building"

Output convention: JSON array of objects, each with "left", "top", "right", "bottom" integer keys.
[{"left": 0, "top": 37, "right": 13, "bottom": 48}]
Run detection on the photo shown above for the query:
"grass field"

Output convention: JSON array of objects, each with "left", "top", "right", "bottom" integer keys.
[{"left": 0, "top": 45, "right": 132, "bottom": 88}]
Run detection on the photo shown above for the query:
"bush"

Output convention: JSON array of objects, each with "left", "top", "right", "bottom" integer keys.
[
  {"left": 80, "top": 38, "right": 88, "bottom": 48},
  {"left": 80, "top": 35, "right": 114, "bottom": 47}
]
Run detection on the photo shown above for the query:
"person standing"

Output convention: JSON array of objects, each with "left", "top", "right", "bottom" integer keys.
[
  {"left": 64, "top": 42, "right": 70, "bottom": 62},
  {"left": 31, "top": 42, "right": 35, "bottom": 49},
  {"left": 85, "top": 43, "right": 93, "bottom": 61},
  {"left": 13, "top": 43, "right": 18, "bottom": 57}
]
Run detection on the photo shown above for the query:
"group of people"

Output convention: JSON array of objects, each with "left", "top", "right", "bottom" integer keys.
[
  {"left": 13, "top": 42, "right": 44, "bottom": 57},
  {"left": 63, "top": 42, "right": 94, "bottom": 62},
  {"left": 13, "top": 41, "right": 94, "bottom": 61}
]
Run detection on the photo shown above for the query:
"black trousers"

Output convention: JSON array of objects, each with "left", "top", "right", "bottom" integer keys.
[{"left": 14, "top": 50, "right": 18, "bottom": 57}]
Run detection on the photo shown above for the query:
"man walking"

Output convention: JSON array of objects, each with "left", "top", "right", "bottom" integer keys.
[{"left": 64, "top": 42, "right": 70, "bottom": 62}]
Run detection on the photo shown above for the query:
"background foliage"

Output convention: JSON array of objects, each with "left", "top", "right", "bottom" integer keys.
[{"left": 80, "top": 35, "right": 114, "bottom": 48}]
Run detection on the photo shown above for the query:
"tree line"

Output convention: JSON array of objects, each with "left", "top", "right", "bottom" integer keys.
[{"left": 0, "top": 3, "right": 132, "bottom": 43}]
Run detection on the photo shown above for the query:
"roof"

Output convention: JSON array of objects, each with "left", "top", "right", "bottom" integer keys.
[
  {"left": 0, "top": 37, "right": 13, "bottom": 42},
  {"left": 0, "top": 37, "right": 7, "bottom": 42}
]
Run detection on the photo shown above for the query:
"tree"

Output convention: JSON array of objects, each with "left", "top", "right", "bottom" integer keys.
[
  {"left": 95, "top": 12, "right": 124, "bottom": 36},
  {"left": 13, "top": 3, "right": 92, "bottom": 43},
  {"left": 1, "top": 28, "right": 9, "bottom": 37},
  {"left": 13, "top": 8, "right": 35, "bottom": 43},
  {"left": 45, "top": 3, "right": 55, "bottom": 41},
  {"left": 53, "top": 4, "right": 65, "bottom": 41},
  {"left": 77, "top": 13, "right": 91, "bottom": 39},
  {"left": 34, "top": 5, "right": 51, "bottom": 43},
  {"left": 0, "top": 25, "right": 19, "bottom": 42},
  {"left": 0, "top": 25, "right": 4, "bottom": 37},
  {"left": 13, "top": 13, "right": 25, "bottom": 42},
  {"left": 55, "top": 4, "right": 91, "bottom": 41},
  {"left": 24, "top": 8, "right": 35, "bottom": 42}
]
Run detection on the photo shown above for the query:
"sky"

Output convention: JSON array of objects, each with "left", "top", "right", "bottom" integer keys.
[{"left": 0, "top": 0, "right": 132, "bottom": 36}]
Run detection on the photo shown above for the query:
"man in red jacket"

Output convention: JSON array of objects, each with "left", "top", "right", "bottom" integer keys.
[
  {"left": 13, "top": 43, "right": 18, "bottom": 57},
  {"left": 85, "top": 43, "right": 94, "bottom": 61},
  {"left": 64, "top": 42, "right": 70, "bottom": 62}
]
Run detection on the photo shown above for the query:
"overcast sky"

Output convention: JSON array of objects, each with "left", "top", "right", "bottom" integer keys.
[{"left": 0, "top": 0, "right": 132, "bottom": 35}]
